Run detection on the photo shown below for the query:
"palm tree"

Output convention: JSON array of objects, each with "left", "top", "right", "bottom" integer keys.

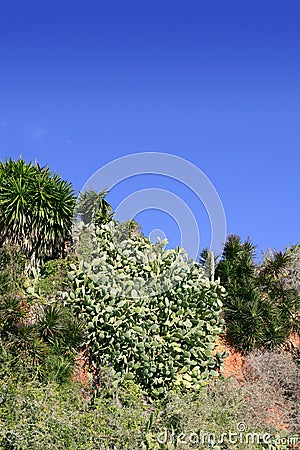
[
  {"left": 198, "top": 248, "right": 217, "bottom": 281},
  {"left": 75, "top": 188, "right": 113, "bottom": 226},
  {"left": 258, "top": 249, "right": 300, "bottom": 337},
  {"left": 0, "top": 158, "right": 76, "bottom": 265},
  {"left": 215, "top": 235, "right": 292, "bottom": 351},
  {"left": 73, "top": 189, "right": 114, "bottom": 261}
]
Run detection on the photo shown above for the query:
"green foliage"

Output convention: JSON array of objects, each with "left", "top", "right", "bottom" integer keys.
[
  {"left": 258, "top": 249, "right": 300, "bottom": 336},
  {"left": 0, "top": 378, "right": 149, "bottom": 449},
  {"left": 0, "top": 294, "right": 27, "bottom": 336},
  {"left": 215, "top": 235, "right": 300, "bottom": 351},
  {"left": 216, "top": 235, "right": 265, "bottom": 350},
  {"left": 68, "top": 221, "right": 226, "bottom": 397},
  {"left": 0, "top": 245, "right": 26, "bottom": 295},
  {"left": 0, "top": 375, "right": 296, "bottom": 449},
  {"left": 0, "top": 293, "right": 85, "bottom": 383},
  {"left": 0, "top": 158, "right": 76, "bottom": 266},
  {"left": 26, "top": 257, "right": 78, "bottom": 300},
  {"left": 0, "top": 245, "right": 84, "bottom": 385},
  {"left": 75, "top": 188, "right": 113, "bottom": 226},
  {"left": 0, "top": 156, "right": 298, "bottom": 447}
]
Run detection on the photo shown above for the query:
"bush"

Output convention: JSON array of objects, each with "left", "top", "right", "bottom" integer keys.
[
  {"left": 258, "top": 248, "right": 300, "bottom": 338},
  {"left": 0, "top": 378, "right": 150, "bottom": 449},
  {"left": 216, "top": 235, "right": 300, "bottom": 351},
  {"left": 27, "top": 257, "right": 78, "bottom": 299},
  {"left": 0, "top": 245, "right": 26, "bottom": 295},
  {"left": 243, "top": 350, "right": 300, "bottom": 433},
  {"left": 0, "top": 297, "right": 85, "bottom": 384},
  {"left": 0, "top": 375, "right": 295, "bottom": 450},
  {"left": 67, "top": 221, "right": 226, "bottom": 397}
]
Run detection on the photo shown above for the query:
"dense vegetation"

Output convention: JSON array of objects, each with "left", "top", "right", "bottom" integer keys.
[
  {"left": 0, "top": 159, "right": 76, "bottom": 265},
  {"left": 67, "top": 221, "right": 225, "bottom": 397},
  {"left": 0, "top": 158, "right": 299, "bottom": 449},
  {"left": 215, "top": 234, "right": 300, "bottom": 351}
]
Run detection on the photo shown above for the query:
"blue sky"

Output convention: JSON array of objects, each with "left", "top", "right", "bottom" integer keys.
[{"left": 0, "top": 0, "right": 299, "bottom": 259}]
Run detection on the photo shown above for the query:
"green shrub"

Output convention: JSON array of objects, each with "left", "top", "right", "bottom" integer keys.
[
  {"left": 258, "top": 249, "right": 300, "bottom": 338},
  {"left": 215, "top": 235, "right": 300, "bottom": 351},
  {"left": 26, "top": 257, "right": 78, "bottom": 300},
  {"left": 0, "top": 245, "right": 26, "bottom": 295},
  {"left": 67, "top": 221, "right": 226, "bottom": 397},
  {"left": 0, "top": 378, "right": 149, "bottom": 449},
  {"left": 0, "top": 375, "right": 296, "bottom": 450},
  {"left": 0, "top": 297, "right": 85, "bottom": 384}
]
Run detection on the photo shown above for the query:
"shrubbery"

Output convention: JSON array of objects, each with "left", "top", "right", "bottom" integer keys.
[
  {"left": 0, "top": 251, "right": 85, "bottom": 385},
  {"left": 67, "top": 221, "right": 226, "bottom": 397},
  {"left": 215, "top": 235, "right": 300, "bottom": 351},
  {"left": 0, "top": 375, "right": 297, "bottom": 449},
  {"left": 243, "top": 350, "right": 300, "bottom": 433},
  {"left": 0, "top": 159, "right": 299, "bottom": 449},
  {"left": 0, "top": 245, "right": 26, "bottom": 295}
]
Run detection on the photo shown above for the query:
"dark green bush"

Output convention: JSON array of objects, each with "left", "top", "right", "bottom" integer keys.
[
  {"left": 216, "top": 235, "right": 300, "bottom": 351},
  {"left": 0, "top": 298, "right": 85, "bottom": 384}
]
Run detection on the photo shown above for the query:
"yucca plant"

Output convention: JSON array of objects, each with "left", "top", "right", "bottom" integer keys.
[
  {"left": 35, "top": 304, "right": 66, "bottom": 344},
  {"left": 0, "top": 158, "right": 76, "bottom": 266},
  {"left": 35, "top": 303, "right": 86, "bottom": 350},
  {"left": 75, "top": 188, "right": 113, "bottom": 226},
  {"left": 198, "top": 248, "right": 217, "bottom": 281},
  {"left": 0, "top": 301, "right": 85, "bottom": 383},
  {"left": 0, "top": 294, "right": 27, "bottom": 336}
]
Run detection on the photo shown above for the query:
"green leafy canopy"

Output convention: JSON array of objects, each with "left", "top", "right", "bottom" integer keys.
[{"left": 0, "top": 158, "right": 76, "bottom": 266}]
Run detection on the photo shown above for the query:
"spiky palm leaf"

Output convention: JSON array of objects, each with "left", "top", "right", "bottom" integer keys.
[
  {"left": 75, "top": 188, "right": 113, "bottom": 225},
  {"left": 0, "top": 158, "right": 76, "bottom": 266},
  {"left": 0, "top": 295, "right": 27, "bottom": 335},
  {"left": 216, "top": 234, "right": 298, "bottom": 351},
  {"left": 36, "top": 304, "right": 66, "bottom": 344},
  {"left": 198, "top": 248, "right": 217, "bottom": 281}
]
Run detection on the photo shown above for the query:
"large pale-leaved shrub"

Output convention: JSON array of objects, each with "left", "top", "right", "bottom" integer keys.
[{"left": 67, "top": 221, "right": 226, "bottom": 397}]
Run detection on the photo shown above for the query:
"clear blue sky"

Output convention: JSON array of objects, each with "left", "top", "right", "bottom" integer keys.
[{"left": 0, "top": 0, "right": 299, "bottom": 258}]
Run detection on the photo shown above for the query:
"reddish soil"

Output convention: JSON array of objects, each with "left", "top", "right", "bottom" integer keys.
[
  {"left": 214, "top": 335, "right": 245, "bottom": 382},
  {"left": 215, "top": 333, "right": 300, "bottom": 436},
  {"left": 72, "top": 350, "right": 90, "bottom": 386},
  {"left": 215, "top": 333, "right": 300, "bottom": 382}
]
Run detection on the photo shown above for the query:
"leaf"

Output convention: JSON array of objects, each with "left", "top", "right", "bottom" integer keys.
[
  {"left": 124, "top": 372, "right": 134, "bottom": 380},
  {"left": 131, "top": 289, "right": 138, "bottom": 298}
]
